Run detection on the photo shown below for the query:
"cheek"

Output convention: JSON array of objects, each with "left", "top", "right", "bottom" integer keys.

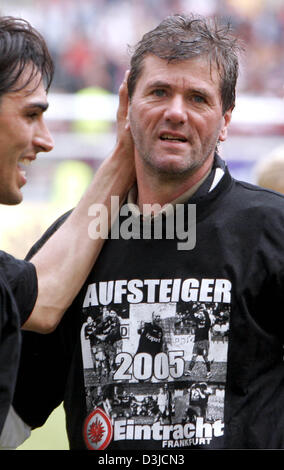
[
  {"left": 11, "top": 118, "right": 31, "bottom": 146},
  {"left": 129, "top": 108, "right": 146, "bottom": 140},
  {"left": 196, "top": 114, "right": 223, "bottom": 140},
  {"left": 130, "top": 102, "right": 161, "bottom": 131}
]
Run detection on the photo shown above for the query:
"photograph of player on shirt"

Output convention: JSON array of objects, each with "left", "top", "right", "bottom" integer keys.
[{"left": 136, "top": 312, "right": 165, "bottom": 358}]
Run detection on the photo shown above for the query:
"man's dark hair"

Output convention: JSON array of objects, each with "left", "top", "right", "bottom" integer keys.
[
  {"left": 0, "top": 16, "right": 54, "bottom": 97},
  {"left": 128, "top": 14, "right": 241, "bottom": 113}
]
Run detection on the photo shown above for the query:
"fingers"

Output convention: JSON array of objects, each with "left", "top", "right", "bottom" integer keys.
[
  {"left": 118, "top": 70, "right": 129, "bottom": 102},
  {"left": 117, "top": 70, "right": 130, "bottom": 118},
  {"left": 115, "top": 69, "right": 134, "bottom": 152},
  {"left": 120, "top": 69, "right": 130, "bottom": 91}
]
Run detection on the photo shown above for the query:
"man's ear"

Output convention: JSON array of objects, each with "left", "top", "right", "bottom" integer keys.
[{"left": 218, "top": 107, "right": 233, "bottom": 142}]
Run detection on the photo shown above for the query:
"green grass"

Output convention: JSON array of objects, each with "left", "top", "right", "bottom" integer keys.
[{"left": 17, "top": 404, "right": 69, "bottom": 450}]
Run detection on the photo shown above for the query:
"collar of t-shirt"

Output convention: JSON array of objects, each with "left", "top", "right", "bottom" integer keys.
[{"left": 127, "top": 153, "right": 226, "bottom": 219}]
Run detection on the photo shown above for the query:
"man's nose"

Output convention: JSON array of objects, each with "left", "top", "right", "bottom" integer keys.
[
  {"left": 163, "top": 95, "right": 187, "bottom": 124},
  {"left": 33, "top": 120, "right": 54, "bottom": 153}
]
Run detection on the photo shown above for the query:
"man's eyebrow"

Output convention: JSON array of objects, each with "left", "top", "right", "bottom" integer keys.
[
  {"left": 147, "top": 80, "right": 211, "bottom": 96},
  {"left": 190, "top": 87, "right": 211, "bottom": 96},
  {"left": 24, "top": 102, "right": 49, "bottom": 112},
  {"left": 147, "top": 80, "right": 171, "bottom": 89}
]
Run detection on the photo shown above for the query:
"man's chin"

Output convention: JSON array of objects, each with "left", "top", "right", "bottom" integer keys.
[
  {"left": 0, "top": 189, "right": 23, "bottom": 205},
  {"left": 148, "top": 160, "right": 198, "bottom": 179}
]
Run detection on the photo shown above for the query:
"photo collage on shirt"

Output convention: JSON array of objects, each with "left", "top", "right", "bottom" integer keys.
[{"left": 81, "top": 287, "right": 230, "bottom": 447}]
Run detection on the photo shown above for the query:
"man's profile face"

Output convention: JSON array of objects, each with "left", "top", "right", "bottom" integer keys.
[
  {"left": 0, "top": 66, "right": 54, "bottom": 205},
  {"left": 129, "top": 54, "right": 232, "bottom": 180}
]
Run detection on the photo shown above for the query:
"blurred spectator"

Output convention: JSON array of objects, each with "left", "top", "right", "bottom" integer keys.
[
  {"left": 255, "top": 146, "right": 284, "bottom": 194},
  {"left": 3, "top": 0, "right": 281, "bottom": 97}
]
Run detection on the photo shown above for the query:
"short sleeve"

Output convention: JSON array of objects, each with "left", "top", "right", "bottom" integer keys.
[{"left": 0, "top": 251, "right": 38, "bottom": 326}]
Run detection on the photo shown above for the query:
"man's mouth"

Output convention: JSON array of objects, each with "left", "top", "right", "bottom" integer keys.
[
  {"left": 18, "top": 157, "right": 32, "bottom": 168},
  {"left": 160, "top": 133, "right": 187, "bottom": 142},
  {"left": 17, "top": 157, "right": 34, "bottom": 182}
]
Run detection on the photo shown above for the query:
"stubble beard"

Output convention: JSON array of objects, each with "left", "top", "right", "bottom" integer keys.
[
  {"left": 130, "top": 114, "right": 219, "bottom": 184},
  {"left": 137, "top": 139, "right": 217, "bottom": 184}
]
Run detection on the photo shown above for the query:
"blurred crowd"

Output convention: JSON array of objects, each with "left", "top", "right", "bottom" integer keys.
[{"left": 3, "top": 0, "right": 284, "bottom": 97}]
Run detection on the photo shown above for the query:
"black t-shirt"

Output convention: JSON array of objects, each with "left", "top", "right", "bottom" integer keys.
[
  {"left": 136, "top": 322, "right": 163, "bottom": 356},
  {"left": 13, "top": 156, "right": 284, "bottom": 449},
  {"left": 0, "top": 251, "right": 37, "bottom": 433}
]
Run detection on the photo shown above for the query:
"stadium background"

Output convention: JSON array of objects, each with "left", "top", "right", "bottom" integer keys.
[{"left": 0, "top": 0, "right": 283, "bottom": 450}]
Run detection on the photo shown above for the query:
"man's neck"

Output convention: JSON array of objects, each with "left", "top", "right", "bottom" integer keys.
[{"left": 136, "top": 154, "right": 214, "bottom": 212}]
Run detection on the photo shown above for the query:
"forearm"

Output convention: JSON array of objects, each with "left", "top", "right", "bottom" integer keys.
[{"left": 24, "top": 146, "right": 134, "bottom": 333}]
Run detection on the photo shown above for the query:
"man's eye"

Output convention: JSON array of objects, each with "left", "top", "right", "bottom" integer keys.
[
  {"left": 153, "top": 89, "right": 166, "bottom": 97},
  {"left": 192, "top": 95, "right": 206, "bottom": 103},
  {"left": 27, "top": 113, "right": 38, "bottom": 120}
]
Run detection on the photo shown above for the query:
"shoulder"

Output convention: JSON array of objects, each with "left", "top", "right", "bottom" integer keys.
[
  {"left": 224, "top": 179, "right": 284, "bottom": 253},
  {"left": 233, "top": 179, "right": 284, "bottom": 205},
  {"left": 0, "top": 250, "right": 37, "bottom": 325},
  {"left": 0, "top": 250, "right": 36, "bottom": 287},
  {"left": 229, "top": 179, "right": 284, "bottom": 221}
]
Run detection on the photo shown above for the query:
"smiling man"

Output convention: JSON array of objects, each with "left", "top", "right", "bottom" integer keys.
[
  {"left": 12, "top": 14, "right": 284, "bottom": 450},
  {"left": 0, "top": 16, "right": 135, "bottom": 446},
  {"left": 0, "top": 72, "right": 53, "bottom": 205},
  {"left": 0, "top": 70, "right": 53, "bottom": 204}
]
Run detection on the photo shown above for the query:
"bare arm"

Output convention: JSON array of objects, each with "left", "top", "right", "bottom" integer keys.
[{"left": 22, "top": 73, "right": 135, "bottom": 333}]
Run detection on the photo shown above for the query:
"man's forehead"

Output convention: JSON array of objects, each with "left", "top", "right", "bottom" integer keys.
[
  {"left": 139, "top": 54, "right": 219, "bottom": 85},
  {"left": 17, "top": 72, "right": 46, "bottom": 96},
  {"left": 4, "top": 77, "right": 48, "bottom": 107},
  {"left": 7, "top": 63, "right": 46, "bottom": 96}
]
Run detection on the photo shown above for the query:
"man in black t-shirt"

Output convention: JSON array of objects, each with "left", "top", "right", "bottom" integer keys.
[
  {"left": 185, "top": 308, "right": 212, "bottom": 378},
  {"left": 136, "top": 312, "right": 164, "bottom": 358},
  {"left": 0, "top": 16, "right": 54, "bottom": 445}
]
